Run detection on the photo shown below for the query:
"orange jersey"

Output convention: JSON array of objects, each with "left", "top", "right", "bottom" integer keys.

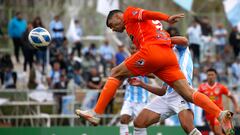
[
  {"left": 123, "top": 6, "right": 171, "bottom": 49},
  {"left": 198, "top": 82, "right": 230, "bottom": 111}
]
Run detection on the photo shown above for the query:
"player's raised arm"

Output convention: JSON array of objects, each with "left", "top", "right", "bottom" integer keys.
[
  {"left": 125, "top": 7, "right": 184, "bottom": 24},
  {"left": 142, "top": 10, "right": 184, "bottom": 24},
  {"left": 228, "top": 94, "right": 240, "bottom": 113},
  {"left": 171, "top": 36, "right": 189, "bottom": 47},
  {"left": 128, "top": 78, "right": 167, "bottom": 96}
]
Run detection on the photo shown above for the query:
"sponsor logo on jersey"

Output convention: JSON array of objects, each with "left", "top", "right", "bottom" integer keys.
[
  {"left": 135, "top": 59, "right": 145, "bottom": 67},
  {"left": 214, "top": 87, "right": 220, "bottom": 94}
]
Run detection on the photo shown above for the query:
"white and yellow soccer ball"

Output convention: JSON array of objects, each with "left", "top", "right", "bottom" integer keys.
[{"left": 28, "top": 27, "right": 51, "bottom": 48}]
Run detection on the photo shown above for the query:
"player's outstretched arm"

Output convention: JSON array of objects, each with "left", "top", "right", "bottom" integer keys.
[
  {"left": 228, "top": 94, "right": 240, "bottom": 113},
  {"left": 142, "top": 10, "right": 184, "bottom": 24},
  {"left": 128, "top": 78, "right": 166, "bottom": 96},
  {"left": 171, "top": 36, "right": 189, "bottom": 47}
]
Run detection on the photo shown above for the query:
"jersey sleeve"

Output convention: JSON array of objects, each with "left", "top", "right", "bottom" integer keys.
[
  {"left": 124, "top": 6, "right": 145, "bottom": 22},
  {"left": 124, "top": 6, "right": 169, "bottom": 22},
  {"left": 221, "top": 85, "right": 231, "bottom": 96}
]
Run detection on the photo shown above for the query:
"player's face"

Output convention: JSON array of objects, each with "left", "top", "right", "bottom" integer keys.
[
  {"left": 207, "top": 71, "right": 216, "bottom": 83},
  {"left": 108, "top": 13, "right": 125, "bottom": 32}
]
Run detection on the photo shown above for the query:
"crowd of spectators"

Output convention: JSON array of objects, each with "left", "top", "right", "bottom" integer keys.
[{"left": 0, "top": 12, "right": 240, "bottom": 116}]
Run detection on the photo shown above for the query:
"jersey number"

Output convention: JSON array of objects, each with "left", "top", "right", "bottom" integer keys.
[
  {"left": 152, "top": 20, "right": 169, "bottom": 40},
  {"left": 152, "top": 20, "right": 163, "bottom": 30}
]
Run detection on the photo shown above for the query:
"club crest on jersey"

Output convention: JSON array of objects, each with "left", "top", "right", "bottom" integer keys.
[
  {"left": 135, "top": 59, "right": 145, "bottom": 67},
  {"left": 132, "top": 11, "right": 138, "bottom": 15},
  {"left": 214, "top": 87, "right": 220, "bottom": 94}
]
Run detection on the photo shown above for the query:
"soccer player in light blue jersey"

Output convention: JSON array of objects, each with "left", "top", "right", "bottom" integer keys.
[{"left": 128, "top": 44, "right": 202, "bottom": 135}]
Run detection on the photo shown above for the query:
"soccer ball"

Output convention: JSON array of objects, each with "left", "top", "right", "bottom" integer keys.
[{"left": 28, "top": 27, "right": 51, "bottom": 48}]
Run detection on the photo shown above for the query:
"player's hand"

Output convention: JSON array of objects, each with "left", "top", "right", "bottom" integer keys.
[
  {"left": 167, "top": 13, "right": 184, "bottom": 24},
  {"left": 128, "top": 78, "right": 143, "bottom": 87}
]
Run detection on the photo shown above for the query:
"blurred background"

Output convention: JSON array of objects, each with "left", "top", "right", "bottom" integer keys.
[{"left": 0, "top": 0, "right": 240, "bottom": 135}]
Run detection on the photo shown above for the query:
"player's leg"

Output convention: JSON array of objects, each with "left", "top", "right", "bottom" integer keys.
[
  {"left": 208, "top": 118, "right": 224, "bottom": 135},
  {"left": 213, "top": 125, "right": 224, "bottom": 135},
  {"left": 76, "top": 48, "right": 151, "bottom": 124},
  {"left": 75, "top": 62, "right": 131, "bottom": 124},
  {"left": 120, "top": 101, "right": 134, "bottom": 135},
  {"left": 120, "top": 115, "right": 132, "bottom": 135},
  {"left": 178, "top": 109, "right": 202, "bottom": 135},
  {"left": 133, "top": 96, "right": 172, "bottom": 135},
  {"left": 94, "top": 62, "right": 132, "bottom": 114},
  {"left": 133, "top": 109, "right": 160, "bottom": 135}
]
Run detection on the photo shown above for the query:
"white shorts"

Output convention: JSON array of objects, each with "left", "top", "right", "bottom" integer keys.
[
  {"left": 120, "top": 101, "right": 147, "bottom": 118},
  {"left": 144, "top": 92, "right": 192, "bottom": 121}
]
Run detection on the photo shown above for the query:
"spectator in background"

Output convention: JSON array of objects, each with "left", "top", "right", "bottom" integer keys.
[
  {"left": 167, "top": 23, "right": 180, "bottom": 37},
  {"left": 82, "top": 43, "right": 98, "bottom": 57},
  {"left": 54, "top": 53, "right": 67, "bottom": 71},
  {"left": 98, "top": 39, "right": 115, "bottom": 77},
  {"left": 115, "top": 44, "right": 128, "bottom": 66},
  {"left": 65, "top": 53, "right": 76, "bottom": 79},
  {"left": 223, "top": 45, "right": 235, "bottom": 66},
  {"left": 214, "top": 23, "right": 227, "bottom": 55},
  {"left": 72, "top": 19, "right": 83, "bottom": 57},
  {"left": 59, "top": 37, "right": 69, "bottom": 62},
  {"left": 54, "top": 74, "right": 68, "bottom": 89},
  {"left": 81, "top": 67, "right": 103, "bottom": 110},
  {"left": 53, "top": 74, "right": 68, "bottom": 114},
  {"left": 0, "top": 26, "right": 7, "bottom": 40},
  {"left": 187, "top": 20, "right": 202, "bottom": 62},
  {"left": 21, "top": 23, "right": 35, "bottom": 72},
  {"left": 0, "top": 54, "right": 13, "bottom": 71},
  {"left": 195, "top": 16, "right": 213, "bottom": 36},
  {"left": 49, "top": 15, "right": 64, "bottom": 48},
  {"left": 73, "top": 67, "right": 86, "bottom": 88},
  {"left": 0, "top": 67, "right": 17, "bottom": 89},
  {"left": 8, "top": 12, "right": 27, "bottom": 63},
  {"left": 32, "top": 16, "right": 44, "bottom": 28},
  {"left": 47, "top": 61, "right": 62, "bottom": 88},
  {"left": 27, "top": 62, "right": 46, "bottom": 90},
  {"left": 229, "top": 26, "right": 240, "bottom": 58},
  {"left": 213, "top": 54, "right": 227, "bottom": 83},
  {"left": 231, "top": 56, "right": 240, "bottom": 89},
  {"left": 32, "top": 16, "right": 47, "bottom": 72},
  {"left": 0, "top": 55, "right": 17, "bottom": 89},
  {"left": 81, "top": 52, "right": 98, "bottom": 80},
  {"left": 200, "top": 55, "right": 213, "bottom": 71}
]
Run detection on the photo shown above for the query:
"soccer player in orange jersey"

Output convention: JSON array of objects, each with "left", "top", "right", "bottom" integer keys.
[
  {"left": 198, "top": 68, "right": 239, "bottom": 135},
  {"left": 76, "top": 6, "right": 234, "bottom": 134}
]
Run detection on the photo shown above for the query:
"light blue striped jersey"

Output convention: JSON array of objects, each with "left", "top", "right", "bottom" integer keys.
[
  {"left": 165, "top": 45, "right": 193, "bottom": 94},
  {"left": 124, "top": 76, "right": 150, "bottom": 103}
]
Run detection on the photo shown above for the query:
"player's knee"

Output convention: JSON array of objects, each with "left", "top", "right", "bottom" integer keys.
[
  {"left": 133, "top": 119, "right": 147, "bottom": 128},
  {"left": 120, "top": 116, "right": 130, "bottom": 124},
  {"left": 184, "top": 87, "right": 195, "bottom": 102},
  {"left": 110, "top": 67, "right": 121, "bottom": 78},
  {"left": 110, "top": 66, "right": 127, "bottom": 80}
]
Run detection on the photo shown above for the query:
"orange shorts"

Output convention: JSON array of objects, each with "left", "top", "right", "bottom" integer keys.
[
  {"left": 206, "top": 115, "right": 220, "bottom": 127},
  {"left": 124, "top": 44, "right": 185, "bottom": 86}
]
